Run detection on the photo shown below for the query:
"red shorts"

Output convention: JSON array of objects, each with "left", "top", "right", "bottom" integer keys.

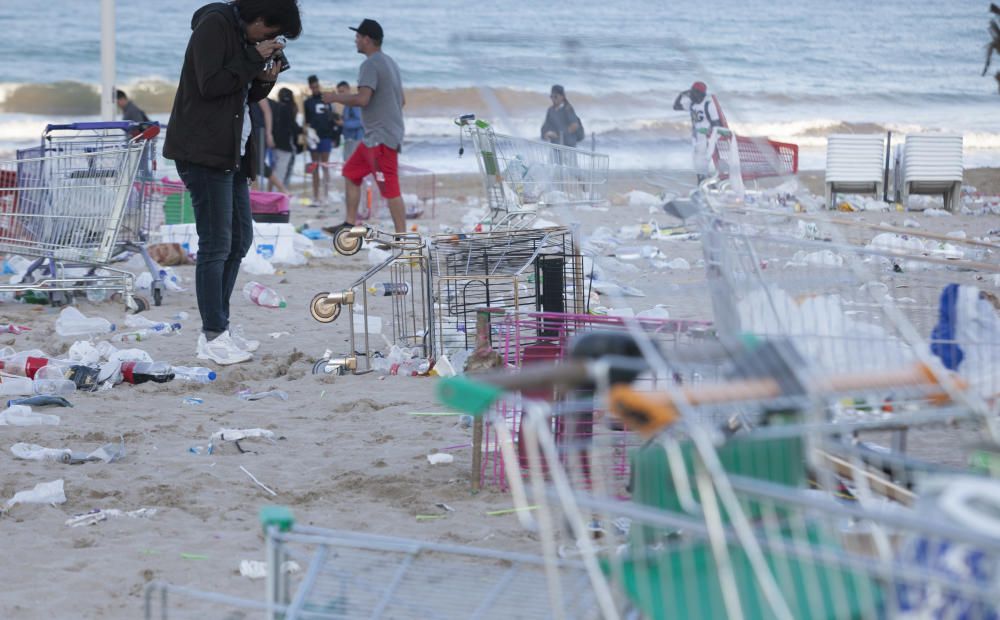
[{"left": 341, "top": 143, "right": 401, "bottom": 199}]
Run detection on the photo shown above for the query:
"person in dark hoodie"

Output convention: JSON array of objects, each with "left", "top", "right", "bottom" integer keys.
[{"left": 163, "top": 0, "right": 301, "bottom": 366}]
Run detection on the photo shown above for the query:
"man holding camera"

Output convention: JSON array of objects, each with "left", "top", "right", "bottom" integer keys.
[
  {"left": 163, "top": 0, "right": 301, "bottom": 365},
  {"left": 321, "top": 19, "right": 407, "bottom": 235}
]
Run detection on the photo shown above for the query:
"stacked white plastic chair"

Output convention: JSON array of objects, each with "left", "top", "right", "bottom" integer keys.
[
  {"left": 823, "top": 134, "right": 886, "bottom": 209},
  {"left": 899, "top": 133, "right": 964, "bottom": 212}
]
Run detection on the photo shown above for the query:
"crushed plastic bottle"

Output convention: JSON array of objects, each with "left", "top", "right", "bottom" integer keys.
[
  {"left": 159, "top": 268, "right": 185, "bottom": 292},
  {"left": 243, "top": 281, "right": 286, "bottom": 308},
  {"left": 10, "top": 443, "right": 72, "bottom": 463},
  {"left": 0, "top": 405, "right": 60, "bottom": 426},
  {"left": 55, "top": 307, "right": 115, "bottom": 337},
  {"left": 238, "top": 389, "right": 288, "bottom": 402},
  {"left": 368, "top": 282, "right": 410, "bottom": 297},
  {"left": 182, "top": 397, "right": 204, "bottom": 406},
  {"left": 124, "top": 315, "right": 182, "bottom": 334},
  {"left": 172, "top": 366, "right": 216, "bottom": 383}
]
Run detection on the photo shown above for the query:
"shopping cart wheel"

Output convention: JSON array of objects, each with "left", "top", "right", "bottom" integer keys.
[
  {"left": 152, "top": 282, "right": 164, "bottom": 307},
  {"left": 312, "top": 359, "right": 345, "bottom": 376},
  {"left": 333, "top": 228, "right": 363, "bottom": 256},
  {"left": 310, "top": 292, "right": 342, "bottom": 323}
]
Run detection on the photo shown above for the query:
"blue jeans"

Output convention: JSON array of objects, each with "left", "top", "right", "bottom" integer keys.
[{"left": 175, "top": 161, "right": 253, "bottom": 336}]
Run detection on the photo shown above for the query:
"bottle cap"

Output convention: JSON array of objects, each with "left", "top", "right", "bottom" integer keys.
[{"left": 278, "top": 301, "right": 287, "bottom": 308}]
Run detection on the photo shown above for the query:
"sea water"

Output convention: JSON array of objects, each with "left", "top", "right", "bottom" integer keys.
[{"left": 3, "top": 0, "right": 999, "bottom": 172}]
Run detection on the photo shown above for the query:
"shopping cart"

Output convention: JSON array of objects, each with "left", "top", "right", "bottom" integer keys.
[
  {"left": 439, "top": 320, "right": 1000, "bottom": 618},
  {"left": 0, "top": 125, "right": 159, "bottom": 311},
  {"left": 310, "top": 227, "right": 433, "bottom": 376},
  {"left": 456, "top": 115, "right": 609, "bottom": 231},
  {"left": 431, "top": 227, "right": 587, "bottom": 359},
  {"left": 144, "top": 506, "right": 606, "bottom": 619},
  {"left": 710, "top": 128, "right": 799, "bottom": 182},
  {"left": 35, "top": 121, "right": 170, "bottom": 305}
]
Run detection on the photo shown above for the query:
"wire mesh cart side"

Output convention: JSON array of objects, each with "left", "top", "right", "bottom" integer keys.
[
  {"left": 40, "top": 121, "right": 170, "bottom": 305},
  {"left": 431, "top": 226, "right": 587, "bottom": 359},
  {"left": 310, "top": 227, "right": 434, "bottom": 376},
  {"left": 710, "top": 129, "right": 799, "bottom": 181},
  {"left": 145, "top": 506, "right": 607, "bottom": 619},
  {"left": 457, "top": 116, "right": 610, "bottom": 231},
  {"left": 0, "top": 125, "right": 159, "bottom": 312}
]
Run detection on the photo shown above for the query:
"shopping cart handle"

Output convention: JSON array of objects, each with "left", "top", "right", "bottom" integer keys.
[
  {"left": 134, "top": 125, "right": 161, "bottom": 141},
  {"left": 437, "top": 376, "right": 504, "bottom": 417},
  {"left": 45, "top": 121, "right": 135, "bottom": 132}
]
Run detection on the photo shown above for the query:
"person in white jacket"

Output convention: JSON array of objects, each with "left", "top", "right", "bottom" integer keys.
[{"left": 673, "top": 81, "right": 725, "bottom": 182}]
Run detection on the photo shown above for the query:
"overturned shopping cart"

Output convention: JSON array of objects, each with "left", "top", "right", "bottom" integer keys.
[
  {"left": 0, "top": 124, "right": 159, "bottom": 311},
  {"left": 310, "top": 227, "right": 433, "bottom": 376}
]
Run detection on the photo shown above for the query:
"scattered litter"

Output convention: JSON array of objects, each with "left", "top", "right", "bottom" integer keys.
[
  {"left": 55, "top": 307, "right": 115, "bottom": 337},
  {"left": 0, "top": 405, "right": 59, "bottom": 426},
  {"left": 903, "top": 219, "right": 921, "bottom": 228},
  {"left": 7, "top": 395, "right": 73, "bottom": 408},
  {"left": 239, "top": 559, "right": 300, "bottom": 580},
  {"left": 4, "top": 479, "right": 66, "bottom": 511},
  {"left": 624, "top": 190, "right": 660, "bottom": 207},
  {"left": 242, "top": 252, "right": 276, "bottom": 275},
  {"left": 430, "top": 354, "right": 456, "bottom": 377},
  {"left": 416, "top": 514, "right": 447, "bottom": 521},
  {"left": 636, "top": 305, "right": 671, "bottom": 319},
  {"left": 240, "top": 465, "right": 277, "bottom": 496},
  {"left": 211, "top": 428, "right": 276, "bottom": 442},
  {"left": 485, "top": 505, "right": 538, "bottom": 517},
  {"left": 427, "top": 453, "right": 454, "bottom": 465},
  {"left": 663, "top": 257, "right": 691, "bottom": 270},
  {"left": 64, "top": 507, "right": 157, "bottom": 527},
  {"left": 180, "top": 553, "right": 209, "bottom": 561},
  {"left": 238, "top": 389, "right": 289, "bottom": 402},
  {"left": 923, "top": 208, "right": 952, "bottom": 217},
  {"left": 0, "top": 324, "right": 30, "bottom": 335},
  {"left": 436, "top": 503, "right": 455, "bottom": 512},
  {"left": 268, "top": 331, "right": 291, "bottom": 339},
  {"left": 459, "top": 414, "right": 474, "bottom": 429},
  {"left": 182, "top": 397, "right": 204, "bottom": 406}
]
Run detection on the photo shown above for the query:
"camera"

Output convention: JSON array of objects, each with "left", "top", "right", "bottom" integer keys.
[{"left": 265, "top": 36, "right": 290, "bottom": 73}]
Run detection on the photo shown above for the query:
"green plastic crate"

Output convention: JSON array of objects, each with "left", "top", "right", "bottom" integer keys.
[
  {"left": 163, "top": 191, "right": 195, "bottom": 225},
  {"left": 605, "top": 528, "right": 882, "bottom": 619}
]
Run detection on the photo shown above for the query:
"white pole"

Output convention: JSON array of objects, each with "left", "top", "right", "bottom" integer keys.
[{"left": 100, "top": 0, "right": 116, "bottom": 120}]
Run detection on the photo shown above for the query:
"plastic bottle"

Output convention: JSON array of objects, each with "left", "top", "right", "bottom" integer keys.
[
  {"left": 10, "top": 442, "right": 72, "bottom": 463},
  {"left": 238, "top": 389, "right": 288, "bottom": 401},
  {"left": 367, "top": 282, "right": 410, "bottom": 297},
  {"left": 243, "top": 281, "right": 287, "bottom": 308},
  {"left": 0, "top": 404, "right": 59, "bottom": 425},
  {"left": 0, "top": 354, "right": 58, "bottom": 378},
  {"left": 172, "top": 366, "right": 217, "bottom": 383},
  {"left": 125, "top": 315, "right": 182, "bottom": 334},
  {"left": 32, "top": 378, "right": 76, "bottom": 396},
  {"left": 55, "top": 307, "right": 115, "bottom": 337},
  {"left": 119, "top": 361, "right": 175, "bottom": 385},
  {"left": 159, "top": 268, "right": 185, "bottom": 292},
  {"left": 0, "top": 377, "right": 36, "bottom": 397}
]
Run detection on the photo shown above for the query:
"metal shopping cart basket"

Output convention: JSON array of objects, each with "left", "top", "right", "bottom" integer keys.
[
  {"left": 0, "top": 124, "right": 159, "bottom": 311},
  {"left": 709, "top": 128, "right": 799, "bottom": 184},
  {"left": 144, "top": 506, "right": 606, "bottom": 619},
  {"left": 37, "top": 121, "right": 170, "bottom": 305},
  {"left": 456, "top": 115, "right": 609, "bottom": 231},
  {"left": 310, "top": 227, "right": 433, "bottom": 376}
]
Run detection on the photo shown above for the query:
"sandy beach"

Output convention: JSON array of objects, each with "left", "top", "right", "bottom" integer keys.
[{"left": 0, "top": 162, "right": 998, "bottom": 618}]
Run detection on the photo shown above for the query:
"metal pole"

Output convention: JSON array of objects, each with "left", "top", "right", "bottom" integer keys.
[{"left": 100, "top": 0, "right": 116, "bottom": 121}]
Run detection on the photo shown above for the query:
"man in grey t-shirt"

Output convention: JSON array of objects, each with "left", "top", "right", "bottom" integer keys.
[{"left": 322, "top": 19, "right": 407, "bottom": 233}]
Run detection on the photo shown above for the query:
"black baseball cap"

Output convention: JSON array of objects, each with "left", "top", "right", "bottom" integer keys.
[{"left": 350, "top": 19, "right": 383, "bottom": 43}]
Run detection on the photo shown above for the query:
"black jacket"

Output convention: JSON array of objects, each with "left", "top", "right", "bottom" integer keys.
[{"left": 163, "top": 3, "right": 273, "bottom": 177}]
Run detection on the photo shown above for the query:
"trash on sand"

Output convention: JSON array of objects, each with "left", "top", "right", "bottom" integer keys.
[
  {"left": 55, "top": 307, "right": 115, "bottom": 337},
  {"left": 4, "top": 479, "right": 66, "bottom": 511},
  {"left": 64, "top": 507, "right": 157, "bottom": 527},
  {"left": 429, "top": 354, "right": 456, "bottom": 377},
  {"left": 436, "top": 503, "right": 455, "bottom": 512},
  {"left": 182, "top": 397, "right": 204, "bottom": 406},
  {"left": 238, "top": 389, "right": 289, "bottom": 402},
  {"left": 268, "top": 331, "right": 291, "bottom": 339},
  {"left": 0, "top": 405, "right": 59, "bottom": 426},
  {"left": 240, "top": 465, "right": 277, "bottom": 496},
  {"left": 239, "top": 559, "right": 300, "bottom": 580},
  {"left": 212, "top": 428, "right": 276, "bottom": 442},
  {"left": 7, "top": 395, "right": 72, "bottom": 408},
  {"left": 427, "top": 453, "right": 455, "bottom": 465}
]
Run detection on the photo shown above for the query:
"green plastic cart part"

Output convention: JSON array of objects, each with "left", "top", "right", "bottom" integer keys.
[
  {"left": 436, "top": 376, "right": 503, "bottom": 417},
  {"left": 259, "top": 505, "right": 295, "bottom": 533}
]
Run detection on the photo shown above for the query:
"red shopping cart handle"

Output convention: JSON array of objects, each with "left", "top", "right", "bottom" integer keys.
[{"left": 134, "top": 125, "right": 160, "bottom": 141}]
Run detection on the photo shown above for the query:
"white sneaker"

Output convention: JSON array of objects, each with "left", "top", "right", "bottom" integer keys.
[
  {"left": 197, "top": 331, "right": 252, "bottom": 365},
  {"left": 230, "top": 326, "right": 260, "bottom": 353}
]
